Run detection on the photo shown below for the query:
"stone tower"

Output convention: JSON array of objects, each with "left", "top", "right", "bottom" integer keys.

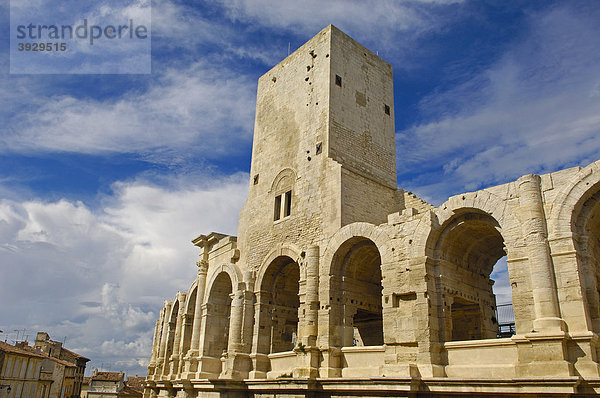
[{"left": 237, "top": 25, "right": 402, "bottom": 271}]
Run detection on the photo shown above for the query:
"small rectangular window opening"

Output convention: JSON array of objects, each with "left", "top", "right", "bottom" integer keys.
[
  {"left": 284, "top": 190, "right": 292, "bottom": 217},
  {"left": 253, "top": 174, "right": 259, "bottom": 185},
  {"left": 315, "top": 142, "right": 322, "bottom": 155},
  {"left": 384, "top": 104, "right": 390, "bottom": 115},
  {"left": 274, "top": 195, "right": 282, "bottom": 221},
  {"left": 335, "top": 74, "right": 342, "bottom": 87}
]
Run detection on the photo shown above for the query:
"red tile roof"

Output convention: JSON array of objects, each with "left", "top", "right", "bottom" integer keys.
[
  {"left": 91, "top": 372, "right": 124, "bottom": 382},
  {"left": 117, "top": 386, "right": 142, "bottom": 398},
  {"left": 60, "top": 347, "right": 90, "bottom": 361},
  {"left": 0, "top": 341, "right": 44, "bottom": 358},
  {"left": 125, "top": 377, "right": 145, "bottom": 392}
]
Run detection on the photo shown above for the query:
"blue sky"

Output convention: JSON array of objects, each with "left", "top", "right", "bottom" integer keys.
[{"left": 1, "top": 0, "right": 599, "bottom": 377}]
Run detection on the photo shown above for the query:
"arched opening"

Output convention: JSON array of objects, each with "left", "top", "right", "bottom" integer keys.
[
  {"left": 332, "top": 237, "right": 383, "bottom": 347},
  {"left": 180, "top": 287, "right": 196, "bottom": 357},
  {"left": 435, "top": 211, "right": 507, "bottom": 341},
  {"left": 574, "top": 187, "right": 600, "bottom": 334},
  {"left": 164, "top": 301, "right": 179, "bottom": 373},
  {"left": 260, "top": 256, "right": 300, "bottom": 354},
  {"left": 491, "top": 256, "right": 515, "bottom": 337},
  {"left": 203, "top": 273, "right": 232, "bottom": 358}
]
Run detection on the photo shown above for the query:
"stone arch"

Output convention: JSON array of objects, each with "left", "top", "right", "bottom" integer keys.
[
  {"left": 269, "top": 168, "right": 298, "bottom": 194},
  {"left": 163, "top": 296, "right": 182, "bottom": 374},
  {"left": 322, "top": 222, "right": 392, "bottom": 276},
  {"left": 186, "top": 279, "right": 199, "bottom": 310},
  {"left": 201, "top": 271, "right": 233, "bottom": 375},
  {"left": 255, "top": 244, "right": 302, "bottom": 292},
  {"left": 205, "top": 263, "right": 243, "bottom": 301},
  {"left": 414, "top": 190, "right": 522, "bottom": 259},
  {"left": 548, "top": 161, "right": 600, "bottom": 240},
  {"left": 322, "top": 223, "right": 391, "bottom": 348},
  {"left": 251, "top": 244, "right": 303, "bottom": 359},
  {"left": 179, "top": 285, "right": 197, "bottom": 359},
  {"left": 433, "top": 210, "right": 505, "bottom": 341},
  {"left": 548, "top": 161, "right": 600, "bottom": 333},
  {"left": 417, "top": 191, "right": 524, "bottom": 342}
]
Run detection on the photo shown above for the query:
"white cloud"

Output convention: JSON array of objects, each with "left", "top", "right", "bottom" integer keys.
[
  {"left": 0, "top": 173, "right": 248, "bottom": 375},
  {"left": 215, "top": 0, "right": 462, "bottom": 41},
  {"left": 397, "top": 5, "right": 600, "bottom": 203},
  {"left": 1, "top": 60, "right": 256, "bottom": 161}
]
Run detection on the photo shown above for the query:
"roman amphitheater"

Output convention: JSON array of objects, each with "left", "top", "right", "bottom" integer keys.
[{"left": 143, "top": 26, "right": 600, "bottom": 397}]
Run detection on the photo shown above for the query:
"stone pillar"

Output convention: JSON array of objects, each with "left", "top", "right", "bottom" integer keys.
[
  {"left": 241, "top": 271, "right": 256, "bottom": 353},
  {"left": 517, "top": 174, "right": 565, "bottom": 332},
  {"left": 294, "top": 246, "right": 320, "bottom": 378},
  {"left": 230, "top": 290, "right": 245, "bottom": 349},
  {"left": 220, "top": 275, "right": 253, "bottom": 380},
  {"left": 169, "top": 292, "right": 186, "bottom": 378},
  {"left": 220, "top": 287, "right": 245, "bottom": 379},
  {"left": 148, "top": 309, "right": 165, "bottom": 380},
  {"left": 515, "top": 174, "right": 572, "bottom": 377},
  {"left": 157, "top": 301, "right": 172, "bottom": 378},
  {"left": 249, "top": 291, "right": 271, "bottom": 379},
  {"left": 304, "top": 245, "right": 320, "bottom": 346},
  {"left": 318, "top": 274, "right": 342, "bottom": 378},
  {"left": 182, "top": 260, "right": 209, "bottom": 378}
]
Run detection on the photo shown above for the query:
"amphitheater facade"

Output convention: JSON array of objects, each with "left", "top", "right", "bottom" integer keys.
[{"left": 143, "top": 25, "right": 600, "bottom": 397}]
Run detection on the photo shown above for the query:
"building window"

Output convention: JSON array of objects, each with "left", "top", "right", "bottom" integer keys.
[
  {"left": 274, "top": 195, "right": 282, "bottom": 221},
  {"left": 274, "top": 190, "right": 292, "bottom": 221},
  {"left": 335, "top": 74, "right": 342, "bottom": 87},
  {"left": 4, "top": 357, "right": 12, "bottom": 377},
  {"left": 284, "top": 190, "right": 292, "bottom": 217},
  {"left": 384, "top": 104, "right": 390, "bottom": 115}
]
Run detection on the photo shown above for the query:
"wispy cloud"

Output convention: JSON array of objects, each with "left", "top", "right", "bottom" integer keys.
[
  {"left": 0, "top": 60, "right": 256, "bottom": 162},
  {"left": 214, "top": 0, "right": 465, "bottom": 60},
  {"left": 397, "top": 4, "right": 600, "bottom": 204}
]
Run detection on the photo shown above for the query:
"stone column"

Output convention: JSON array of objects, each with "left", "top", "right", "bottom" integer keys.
[
  {"left": 190, "top": 260, "right": 209, "bottom": 351},
  {"left": 157, "top": 301, "right": 172, "bottom": 378},
  {"left": 182, "top": 260, "right": 209, "bottom": 377},
  {"left": 220, "top": 280, "right": 252, "bottom": 380},
  {"left": 249, "top": 291, "right": 271, "bottom": 379},
  {"left": 515, "top": 174, "right": 572, "bottom": 377},
  {"left": 517, "top": 174, "right": 565, "bottom": 332},
  {"left": 241, "top": 271, "right": 256, "bottom": 353},
  {"left": 294, "top": 246, "right": 320, "bottom": 378},
  {"left": 169, "top": 292, "right": 186, "bottom": 377},
  {"left": 304, "top": 245, "right": 320, "bottom": 346},
  {"left": 148, "top": 309, "right": 164, "bottom": 379},
  {"left": 318, "top": 274, "right": 342, "bottom": 378},
  {"left": 228, "top": 289, "right": 244, "bottom": 351}
]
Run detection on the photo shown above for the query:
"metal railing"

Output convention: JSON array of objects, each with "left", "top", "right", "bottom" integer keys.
[{"left": 496, "top": 303, "right": 515, "bottom": 338}]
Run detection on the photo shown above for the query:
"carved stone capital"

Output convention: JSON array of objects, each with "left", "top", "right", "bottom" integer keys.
[{"left": 196, "top": 260, "right": 209, "bottom": 273}]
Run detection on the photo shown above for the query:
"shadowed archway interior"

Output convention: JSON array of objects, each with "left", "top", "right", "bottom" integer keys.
[{"left": 435, "top": 211, "right": 506, "bottom": 341}]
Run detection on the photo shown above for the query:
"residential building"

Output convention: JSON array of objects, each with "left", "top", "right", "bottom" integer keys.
[
  {"left": 0, "top": 341, "right": 50, "bottom": 398},
  {"left": 87, "top": 371, "right": 124, "bottom": 398},
  {"left": 80, "top": 377, "right": 89, "bottom": 398},
  {"left": 34, "top": 333, "right": 89, "bottom": 398}
]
